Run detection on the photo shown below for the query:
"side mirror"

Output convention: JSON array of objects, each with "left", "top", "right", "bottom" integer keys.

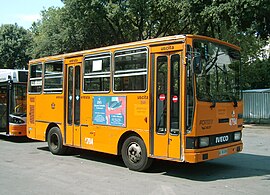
[{"left": 192, "top": 55, "right": 202, "bottom": 74}]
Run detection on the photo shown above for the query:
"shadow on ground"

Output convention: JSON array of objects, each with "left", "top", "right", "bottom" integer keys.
[
  {"left": 148, "top": 153, "right": 270, "bottom": 181},
  {"left": 37, "top": 145, "right": 270, "bottom": 181},
  {"left": 0, "top": 134, "right": 38, "bottom": 143},
  {"left": 38, "top": 146, "right": 125, "bottom": 168}
]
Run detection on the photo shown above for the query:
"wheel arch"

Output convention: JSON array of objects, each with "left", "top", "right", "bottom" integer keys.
[
  {"left": 45, "top": 123, "right": 61, "bottom": 141},
  {"left": 117, "top": 130, "right": 143, "bottom": 155}
]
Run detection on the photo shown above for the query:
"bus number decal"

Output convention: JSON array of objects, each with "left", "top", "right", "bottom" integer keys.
[{"left": 85, "top": 138, "right": 94, "bottom": 145}]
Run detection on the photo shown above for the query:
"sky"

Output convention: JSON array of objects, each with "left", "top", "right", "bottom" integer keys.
[{"left": 0, "top": 0, "right": 64, "bottom": 29}]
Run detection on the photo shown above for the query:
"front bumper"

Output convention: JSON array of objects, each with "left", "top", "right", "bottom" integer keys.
[{"left": 184, "top": 142, "right": 243, "bottom": 163}]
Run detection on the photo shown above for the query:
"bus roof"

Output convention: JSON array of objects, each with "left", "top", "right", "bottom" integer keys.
[
  {"left": 29, "top": 34, "right": 240, "bottom": 64},
  {"left": 0, "top": 69, "right": 28, "bottom": 83}
]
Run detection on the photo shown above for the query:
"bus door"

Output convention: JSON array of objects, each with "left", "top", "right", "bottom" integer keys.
[
  {"left": 153, "top": 52, "right": 181, "bottom": 159},
  {"left": 65, "top": 63, "right": 81, "bottom": 147}
]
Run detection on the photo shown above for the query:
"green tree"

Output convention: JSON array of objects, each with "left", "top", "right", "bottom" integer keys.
[
  {"left": 30, "top": 7, "right": 68, "bottom": 58},
  {"left": 0, "top": 24, "right": 32, "bottom": 69},
  {"left": 32, "top": 0, "right": 270, "bottom": 54},
  {"left": 181, "top": 0, "right": 270, "bottom": 90},
  {"left": 242, "top": 58, "right": 270, "bottom": 89},
  {"left": 180, "top": 0, "right": 270, "bottom": 40},
  {"left": 31, "top": 0, "right": 186, "bottom": 57},
  {"left": 30, "top": 0, "right": 270, "bottom": 89}
]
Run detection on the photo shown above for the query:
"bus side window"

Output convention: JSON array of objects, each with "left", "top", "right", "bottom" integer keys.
[
  {"left": 44, "top": 60, "right": 63, "bottom": 93},
  {"left": 114, "top": 47, "right": 148, "bottom": 92},
  {"left": 29, "top": 63, "right": 42, "bottom": 93},
  {"left": 83, "top": 53, "right": 111, "bottom": 93}
]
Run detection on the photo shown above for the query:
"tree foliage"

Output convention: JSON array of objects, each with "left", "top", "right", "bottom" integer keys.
[
  {"left": 0, "top": 24, "right": 32, "bottom": 69},
  {"left": 242, "top": 58, "right": 270, "bottom": 89},
  {"left": 182, "top": 0, "right": 270, "bottom": 40},
  {"left": 28, "top": 0, "right": 270, "bottom": 89},
  {"left": 31, "top": 0, "right": 187, "bottom": 55},
  {"left": 30, "top": 7, "right": 67, "bottom": 58},
  {"left": 31, "top": 0, "right": 270, "bottom": 53}
]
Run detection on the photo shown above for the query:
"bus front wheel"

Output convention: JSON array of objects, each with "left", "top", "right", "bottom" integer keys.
[
  {"left": 121, "top": 136, "right": 152, "bottom": 171},
  {"left": 47, "top": 127, "right": 66, "bottom": 155}
]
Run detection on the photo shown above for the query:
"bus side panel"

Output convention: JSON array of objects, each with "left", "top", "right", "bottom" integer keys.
[
  {"left": 28, "top": 94, "right": 64, "bottom": 141},
  {"left": 35, "top": 94, "right": 64, "bottom": 141},
  {"left": 27, "top": 96, "right": 36, "bottom": 139},
  {"left": 35, "top": 122, "right": 48, "bottom": 141},
  {"left": 79, "top": 95, "right": 93, "bottom": 150},
  {"left": 80, "top": 93, "right": 150, "bottom": 155}
]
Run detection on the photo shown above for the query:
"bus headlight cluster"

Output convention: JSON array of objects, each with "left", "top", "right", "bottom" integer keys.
[
  {"left": 9, "top": 116, "right": 25, "bottom": 124},
  {"left": 234, "top": 131, "right": 241, "bottom": 141},
  {"left": 199, "top": 137, "right": 209, "bottom": 147}
]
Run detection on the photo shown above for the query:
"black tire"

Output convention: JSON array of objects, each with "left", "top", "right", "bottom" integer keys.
[
  {"left": 47, "top": 127, "right": 66, "bottom": 155},
  {"left": 121, "top": 136, "right": 153, "bottom": 171}
]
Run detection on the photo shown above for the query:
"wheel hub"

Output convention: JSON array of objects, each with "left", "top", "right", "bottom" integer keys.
[
  {"left": 128, "top": 142, "right": 142, "bottom": 163},
  {"left": 50, "top": 133, "right": 58, "bottom": 150}
]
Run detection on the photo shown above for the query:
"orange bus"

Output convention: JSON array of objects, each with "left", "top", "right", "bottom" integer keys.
[
  {"left": 0, "top": 69, "right": 28, "bottom": 136},
  {"left": 27, "top": 35, "right": 243, "bottom": 171}
]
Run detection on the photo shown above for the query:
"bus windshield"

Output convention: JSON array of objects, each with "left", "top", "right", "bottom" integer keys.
[
  {"left": 193, "top": 40, "right": 241, "bottom": 102},
  {"left": 11, "top": 83, "right": 27, "bottom": 116}
]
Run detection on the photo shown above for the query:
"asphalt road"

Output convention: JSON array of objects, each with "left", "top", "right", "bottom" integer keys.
[{"left": 0, "top": 125, "right": 269, "bottom": 195}]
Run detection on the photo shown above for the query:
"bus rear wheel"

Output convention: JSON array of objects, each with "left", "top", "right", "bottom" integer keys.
[
  {"left": 47, "top": 127, "right": 66, "bottom": 155},
  {"left": 121, "top": 136, "right": 152, "bottom": 171}
]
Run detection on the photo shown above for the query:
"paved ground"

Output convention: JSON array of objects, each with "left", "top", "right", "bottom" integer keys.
[{"left": 0, "top": 124, "right": 269, "bottom": 194}]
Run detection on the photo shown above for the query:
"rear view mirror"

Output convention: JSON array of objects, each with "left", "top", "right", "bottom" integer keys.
[{"left": 192, "top": 55, "right": 202, "bottom": 74}]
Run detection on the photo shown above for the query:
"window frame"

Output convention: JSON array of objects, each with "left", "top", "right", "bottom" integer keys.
[
  {"left": 83, "top": 52, "right": 112, "bottom": 94},
  {"left": 28, "top": 63, "right": 43, "bottom": 94},
  {"left": 113, "top": 47, "right": 149, "bottom": 93},
  {"left": 43, "top": 60, "right": 64, "bottom": 94},
  {"left": 192, "top": 39, "right": 241, "bottom": 102}
]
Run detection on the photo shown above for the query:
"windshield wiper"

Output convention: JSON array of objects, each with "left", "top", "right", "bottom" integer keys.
[
  {"left": 231, "top": 96, "right": 238, "bottom": 107},
  {"left": 209, "top": 95, "right": 216, "bottom": 108},
  {"left": 205, "top": 50, "right": 226, "bottom": 74},
  {"left": 210, "top": 99, "right": 216, "bottom": 108}
]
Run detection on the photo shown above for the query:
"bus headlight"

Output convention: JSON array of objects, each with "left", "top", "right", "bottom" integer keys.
[
  {"left": 199, "top": 137, "right": 209, "bottom": 147},
  {"left": 234, "top": 131, "right": 241, "bottom": 141},
  {"left": 9, "top": 116, "right": 25, "bottom": 124}
]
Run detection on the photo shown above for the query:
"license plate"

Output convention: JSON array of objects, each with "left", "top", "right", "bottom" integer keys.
[{"left": 219, "top": 148, "right": 228, "bottom": 156}]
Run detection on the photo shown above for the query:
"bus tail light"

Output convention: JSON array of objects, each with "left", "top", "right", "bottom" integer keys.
[
  {"left": 234, "top": 131, "right": 241, "bottom": 141},
  {"left": 199, "top": 137, "right": 209, "bottom": 147}
]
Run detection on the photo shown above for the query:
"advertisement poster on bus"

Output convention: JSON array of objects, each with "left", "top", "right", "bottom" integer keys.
[{"left": 93, "top": 96, "right": 126, "bottom": 127}]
